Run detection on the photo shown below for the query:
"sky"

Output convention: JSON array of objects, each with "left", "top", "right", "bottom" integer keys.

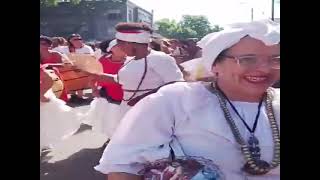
[{"left": 130, "top": 0, "right": 280, "bottom": 27}]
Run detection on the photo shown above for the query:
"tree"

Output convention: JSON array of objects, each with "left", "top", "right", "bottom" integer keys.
[
  {"left": 40, "top": 0, "right": 59, "bottom": 7},
  {"left": 155, "top": 15, "right": 223, "bottom": 40},
  {"left": 154, "top": 19, "right": 178, "bottom": 38},
  {"left": 40, "top": 0, "right": 82, "bottom": 7},
  {"left": 212, "top": 25, "right": 224, "bottom": 32},
  {"left": 173, "top": 26, "right": 197, "bottom": 40},
  {"left": 40, "top": 0, "right": 126, "bottom": 7},
  {"left": 178, "top": 15, "right": 213, "bottom": 40}
]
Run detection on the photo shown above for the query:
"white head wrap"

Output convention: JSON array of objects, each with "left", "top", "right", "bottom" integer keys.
[
  {"left": 115, "top": 30, "right": 151, "bottom": 44},
  {"left": 200, "top": 19, "right": 280, "bottom": 72},
  {"left": 181, "top": 19, "right": 280, "bottom": 80},
  {"left": 107, "top": 39, "right": 117, "bottom": 52}
]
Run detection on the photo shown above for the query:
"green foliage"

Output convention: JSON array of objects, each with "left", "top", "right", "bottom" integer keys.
[{"left": 155, "top": 15, "right": 223, "bottom": 40}]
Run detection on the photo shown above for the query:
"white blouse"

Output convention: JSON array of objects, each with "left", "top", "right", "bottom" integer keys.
[
  {"left": 117, "top": 50, "right": 184, "bottom": 100},
  {"left": 95, "top": 82, "right": 280, "bottom": 180},
  {"left": 53, "top": 45, "right": 94, "bottom": 55}
]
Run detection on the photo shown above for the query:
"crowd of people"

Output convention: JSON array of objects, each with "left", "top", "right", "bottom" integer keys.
[{"left": 40, "top": 19, "right": 280, "bottom": 180}]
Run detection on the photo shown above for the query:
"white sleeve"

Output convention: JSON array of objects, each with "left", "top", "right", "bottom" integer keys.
[
  {"left": 53, "top": 46, "right": 69, "bottom": 55},
  {"left": 94, "top": 92, "right": 176, "bottom": 175},
  {"left": 150, "top": 55, "right": 184, "bottom": 83},
  {"left": 86, "top": 46, "right": 95, "bottom": 55}
]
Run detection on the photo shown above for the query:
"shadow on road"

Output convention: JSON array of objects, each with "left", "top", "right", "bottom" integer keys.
[{"left": 40, "top": 147, "right": 105, "bottom": 180}]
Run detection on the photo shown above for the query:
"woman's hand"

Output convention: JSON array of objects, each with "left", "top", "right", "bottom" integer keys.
[{"left": 92, "top": 89, "right": 101, "bottom": 98}]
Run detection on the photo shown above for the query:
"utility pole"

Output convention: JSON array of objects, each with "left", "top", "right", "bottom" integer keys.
[
  {"left": 251, "top": 8, "right": 254, "bottom": 21},
  {"left": 271, "top": 0, "right": 275, "bottom": 20}
]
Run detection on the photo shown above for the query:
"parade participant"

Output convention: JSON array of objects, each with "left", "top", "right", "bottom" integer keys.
[
  {"left": 40, "top": 36, "right": 69, "bottom": 101},
  {"left": 40, "top": 66, "right": 81, "bottom": 152},
  {"left": 84, "top": 39, "right": 125, "bottom": 141},
  {"left": 87, "top": 22, "right": 184, "bottom": 139},
  {"left": 56, "top": 34, "right": 95, "bottom": 103},
  {"left": 95, "top": 19, "right": 280, "bottom": 180},
  {"left": 40, "top": 36, "right": 64, "bottom": 64},
  {"left": 55, "top": 34, "right": 94, "bottom": 55},
  {"left": 52, "top": 36, "right": 67, "bottom": 50}
]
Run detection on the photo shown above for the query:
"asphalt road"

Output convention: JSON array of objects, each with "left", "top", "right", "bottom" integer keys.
[{"left": 40, "top": 105, "right": 108, "bottom": 180}]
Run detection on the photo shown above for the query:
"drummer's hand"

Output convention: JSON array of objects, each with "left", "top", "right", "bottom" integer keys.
[
  {"left": 92, "top": 89, "right": 100, "bottom": 97},
  {"left": 63, "top": 62, "right": 75, "bottom": 68},
  {"left": 40, "top": 95, "right": 50, "bottom": 102}
]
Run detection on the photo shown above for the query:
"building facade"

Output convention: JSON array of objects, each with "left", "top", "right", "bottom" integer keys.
[{"left": 40, "top": 0, "right": 153, "bottom": 41}]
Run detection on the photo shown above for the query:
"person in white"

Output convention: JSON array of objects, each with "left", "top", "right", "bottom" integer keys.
[
  {"left": 86, "top": 22, "right": 184, "bottom": 140},
  {"left": 40, "top": 67, "right": 81, "bottom": 153},
  {"left": 54, "top": 34, "right": 94, "bottom": 102},
  {"left": 95, "top": 19, "right": 280, "bottom": 180},
  {"left": 53, "top": 34, "right": 94, "bottom": 55},
  {"left": 83, "top": 39, "right": 126, "bottom": 140}
]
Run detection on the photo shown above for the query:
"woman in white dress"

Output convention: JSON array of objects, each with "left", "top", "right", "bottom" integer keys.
[
  {"left": 40, "top": 66, "right": 81, "bottom": 152},
  {"left": 84, "top": 39, "right": 126, "bottom": 139},
  {"left": 95, "top": 20, "right": 280, "bottom": 180},
  {"left": 87, "top": 22, "right": 184, "bottom": 140}
]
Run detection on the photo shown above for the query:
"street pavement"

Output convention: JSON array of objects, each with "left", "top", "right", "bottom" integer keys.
[{"left": 40, "top": 105, "right": 108, "bottom": 180}]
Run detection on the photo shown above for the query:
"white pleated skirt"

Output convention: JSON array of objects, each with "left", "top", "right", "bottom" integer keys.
[
  {"left": 82, "top": 97, "right": 130, "bottom": 139},
  {"left": 40, "top": 90, "right": 81, "bottom": 150}
]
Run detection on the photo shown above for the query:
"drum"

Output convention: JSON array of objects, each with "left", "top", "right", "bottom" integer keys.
[
  {"left": 44, "top": 69, "right": 64, "bottom": 98},
  {"left": 56, "top": 66, "right": 92, "bottom": 92},
  {"left": 55, "top": 54, "right": 103, "bottom": 92},
  {"left": 67, "top": 54, "right": 103, "bottom": 74}
]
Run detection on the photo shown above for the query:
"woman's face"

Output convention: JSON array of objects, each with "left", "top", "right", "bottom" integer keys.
[
  {"left": 117, "top": 40, "right": 134, "bottom": 56},
  {"left": 40, "top": 40, "right": 51, "bottom": 52},
  {"left": 69, "top": 36, "right": 83, "bottom": 48},
  {"left": 213, "top": 36, "right": 280, "bottom": 98},
  {"left": 111, "top": 44, "right": 126, "bottom": 58}
]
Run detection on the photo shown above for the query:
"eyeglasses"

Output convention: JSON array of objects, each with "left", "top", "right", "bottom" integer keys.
[
  {"left": 219, "top": 54, "right": 280, "bottom": 69},
  {"left": 71, "top": 38, "right": 82, "bottom": 41}
]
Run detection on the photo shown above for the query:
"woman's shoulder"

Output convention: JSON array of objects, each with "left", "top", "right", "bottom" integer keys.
[
  {"left": 144, "top": 81, "right": 215, "bottom": 114},
  {"left": 155, "top": 82, "right": 211, "bottom": 104}
]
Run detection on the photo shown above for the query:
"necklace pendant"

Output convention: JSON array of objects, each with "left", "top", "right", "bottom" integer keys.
[
  {"left": 248, "top": 135, "right": 261, "bottom": 160},
  {"left": 243, "top": 160, "right": 270, "bottom": 175},
  {"left": 248, "top": 135, "right": 259, "bottom": 145}
]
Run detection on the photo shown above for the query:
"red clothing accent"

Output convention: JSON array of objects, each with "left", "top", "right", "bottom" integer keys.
[
  {"left": 40, "top": 60, "right": 68, "bottom": 102},
  {"left": 118, "top": 30, "right": 143, "bottom": 34},
  {"left": 98, "top": 55, "right": 124, "bottom": 101},
  {"left": 40, "top": 65, "right": 44, "bottom": 83},
  {"left": 41, "top": 53, "right": 62, "bottom": 64}
]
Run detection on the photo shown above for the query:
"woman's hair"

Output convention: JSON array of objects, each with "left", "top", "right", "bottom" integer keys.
[
  {"left": 99, "top": 39, "right": 113, "bottom": 53},
  {"left": 214, "top": 49, "right": 229, "bottom": 65},
  {"left": 40, "top": 35, "right": 52, "bottom": 45},
  {"left": 115, "top": 22, "right": 153, "bottom": 34},
  {"left": 214, "top": 35, "right": 254, "bottom": 65},
  {"left": 52, "top": 37, "right": 67, "bottom": 46},
  {"left": 150, "top": 40, "right": 161, "bottom": 51},
  {"left": 67, "top": 34, "right": 81, "bottom": 46}
]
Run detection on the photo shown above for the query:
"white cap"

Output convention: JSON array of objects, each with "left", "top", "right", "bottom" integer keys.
[
  {"left": 181, "top": 19, "right": 280, "bottom": 79},
  {"left": 107, "top": 39, "right": 118, "bottom": 52},
  {"left": 199, "top": 19, "right": 280, "bottom": 72}
]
